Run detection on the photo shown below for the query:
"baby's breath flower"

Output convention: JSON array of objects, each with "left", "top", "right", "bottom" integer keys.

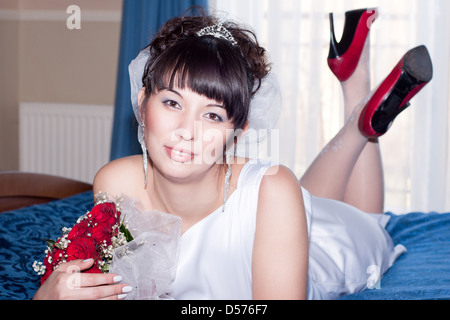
[{"left": 32, "top": 261, "right": 46, "bottom": 275}]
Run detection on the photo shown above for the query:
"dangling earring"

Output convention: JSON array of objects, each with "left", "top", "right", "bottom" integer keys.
[
  {"left": 222, "top": 140, "right": 237, "bottom": 212},
  {"left": 222, "top": 161, "right": 232, "bottom": 213},
  {"left": 139, "top": 121, "right": 148, "bottom": 187}
]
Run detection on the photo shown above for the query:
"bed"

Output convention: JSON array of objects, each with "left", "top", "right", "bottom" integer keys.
[{"left": 0, "top": 172, "right": 449, "bottom": 300}]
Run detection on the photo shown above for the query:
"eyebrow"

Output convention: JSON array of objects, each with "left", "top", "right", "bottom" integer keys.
[
  {"left": 161, "top": 87, "right": 183, "bottom": 98},
  {"left": 161, "top": 87, "right": 225, "bottom": 109},
  {"left": 207, "top": 103, "right": 225, "bottom": 109}
]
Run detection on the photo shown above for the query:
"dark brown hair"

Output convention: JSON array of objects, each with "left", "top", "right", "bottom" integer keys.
[{"left": 141, "top": 11, "right": 270, "bottom": 129}]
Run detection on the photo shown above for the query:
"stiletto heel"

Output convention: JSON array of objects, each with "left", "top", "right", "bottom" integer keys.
[
  {"left": 328, "top": 8, "right": 378, "bottom": 81},
  {"left": 359, "top": 45, "right": 433, "bottom": 138}
]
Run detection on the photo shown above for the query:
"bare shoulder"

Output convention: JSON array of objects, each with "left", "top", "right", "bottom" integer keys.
[
  {"left": 259, "top": 165, "right": 303, "bottom": 202},
  {"left": 93, "top": 155, "right": 144, "bottom": 196},
  {"left": 256, "top": 164, "right": 306, "bottom": 229}
]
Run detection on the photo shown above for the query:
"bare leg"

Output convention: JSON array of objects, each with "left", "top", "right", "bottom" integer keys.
[
  {"left": 342, "top": 38, "right": 384, "bottom": 214},
  {"left": 300, "top": 37, "right": 385, "bottom": 213},
  {"left": 299, "top": 100, "right": 369, "bottom": 202}
]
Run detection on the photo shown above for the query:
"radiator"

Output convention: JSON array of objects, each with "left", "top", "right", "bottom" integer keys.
[{"left": 19, "top": 102, "right": 114, "bottom": 184}]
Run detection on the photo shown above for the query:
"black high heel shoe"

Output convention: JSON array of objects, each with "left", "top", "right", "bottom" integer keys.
[
  {"left": 359, "top": 45, "right": 433, "bottom": 137},
  {"left": 328, "top": 8, "right": 378, "bottom": 81}
]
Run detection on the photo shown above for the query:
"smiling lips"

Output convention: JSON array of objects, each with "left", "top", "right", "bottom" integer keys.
[{"left": 165, "top": 146, "right": 195, "bottom": 163}]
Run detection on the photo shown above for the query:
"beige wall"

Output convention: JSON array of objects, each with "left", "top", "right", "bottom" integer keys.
[
  {"left": 0, "top": 0, "right": 122, "bottom": 171},
  {"left": 0, "top": 18, "right": 20, "bottom": 170}
]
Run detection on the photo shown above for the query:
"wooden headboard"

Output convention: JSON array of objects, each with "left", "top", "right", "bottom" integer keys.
[{"left": 0, "top": 171, "right": 92, "bottom": 213}]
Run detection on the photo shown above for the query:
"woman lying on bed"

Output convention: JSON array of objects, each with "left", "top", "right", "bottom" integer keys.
[{"left": 33, "top": 8, "right": 432, "bottom": 300}]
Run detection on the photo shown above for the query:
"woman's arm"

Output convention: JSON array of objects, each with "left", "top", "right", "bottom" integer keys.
[{"left": 252, "top": 165, "right": 308, "bottom": 300}]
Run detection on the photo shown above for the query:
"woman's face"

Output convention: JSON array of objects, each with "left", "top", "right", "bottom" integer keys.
[{"left": 140, "top": 86, "right": 237, "bottom": 181}]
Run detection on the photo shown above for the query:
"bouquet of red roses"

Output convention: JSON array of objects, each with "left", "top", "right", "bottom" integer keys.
[{"left": 33, "top": 196, "right": 133, "bottom": 284}]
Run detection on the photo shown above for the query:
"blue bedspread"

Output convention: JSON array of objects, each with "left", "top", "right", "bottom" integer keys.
[{"left": 1, "top": 192, "right": 449, "bottom": 300}]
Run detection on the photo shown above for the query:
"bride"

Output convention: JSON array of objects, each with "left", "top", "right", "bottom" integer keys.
[{"left": 33, "top": 8, "right": 431, "bottom": 300}]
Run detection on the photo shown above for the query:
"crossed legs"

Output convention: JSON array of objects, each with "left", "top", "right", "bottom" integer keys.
[{"left": 300, "top": 37, "right": 385, "bottom": 214}]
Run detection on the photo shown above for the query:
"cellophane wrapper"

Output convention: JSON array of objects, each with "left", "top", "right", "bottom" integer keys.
[{"left": 109, "top": 196, "right": 181, "bottom": 300}]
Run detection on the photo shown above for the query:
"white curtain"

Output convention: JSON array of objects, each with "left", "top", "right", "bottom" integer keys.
[{"left": 211, "top": 0, "right": 450, "bottom": 213}]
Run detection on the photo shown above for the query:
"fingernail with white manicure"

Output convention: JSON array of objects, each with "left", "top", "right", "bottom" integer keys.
[
  {"left": 113, "top": 275, "right": 123, "bottom": 283},
  {"left": 122, "top": 286, "right": 132, "bottom": 293},
  {"left": 118, "top": 294, "right": 127, "bottom": 300}
]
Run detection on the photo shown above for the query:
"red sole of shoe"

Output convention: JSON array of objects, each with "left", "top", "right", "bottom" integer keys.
[
  {"left": 328, "top": 9, "right": 378, "bottom": 82},
  {"left": 359, "top": 45, "right": 433, "bottom": 137}
]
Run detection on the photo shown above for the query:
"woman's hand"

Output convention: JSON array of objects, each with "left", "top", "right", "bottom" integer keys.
[{"left": 33, "top": 258, "right": 131, "bottom": 300}]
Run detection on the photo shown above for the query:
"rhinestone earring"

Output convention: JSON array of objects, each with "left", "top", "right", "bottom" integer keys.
[
  {"left": 222, "top": 162, "right": 232, "bottom": 213},
  {"left": 222, "top": 141, "right": 237, "bottom": 212},
  {"left": 139, "top": 122, "right": 148, "bottom": 187}
]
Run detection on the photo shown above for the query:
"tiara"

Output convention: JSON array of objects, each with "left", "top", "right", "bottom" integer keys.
[{"left": 196, "top": 23, "right": 237, "bottom": 46}]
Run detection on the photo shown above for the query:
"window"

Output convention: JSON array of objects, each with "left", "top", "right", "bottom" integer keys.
[{"left": 212, "top": 0, "right": 450, "bottom": 213}]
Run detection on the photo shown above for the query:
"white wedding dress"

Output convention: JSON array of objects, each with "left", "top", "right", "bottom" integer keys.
[{"left": 170, "top": 159, "right": 406, "bottom": 300}]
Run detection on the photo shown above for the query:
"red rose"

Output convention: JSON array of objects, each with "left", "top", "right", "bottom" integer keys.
[
  {"left": 67, "top": 219, "right": 89, "bottom": 240},
  {"left": 65, "top": 236, "right": 99, "bottom": 262},
  {"left": 89, "top": 222, "right": 114, "bottom": 246},
  {"left": 89, "top": 203, "right": 120, "bottom": 228}
]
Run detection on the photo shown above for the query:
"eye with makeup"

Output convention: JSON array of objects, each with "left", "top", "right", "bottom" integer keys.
[
  {"left": 162, "top": 99, "right": 181, "bottom": 110},
  {"left": 204, "top": 112, "right": 224, "bottom": 123}
]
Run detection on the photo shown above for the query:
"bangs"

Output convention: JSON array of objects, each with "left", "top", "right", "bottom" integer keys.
[{"left": 144, "top": 37, "right": 251, "bottom": 129}]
